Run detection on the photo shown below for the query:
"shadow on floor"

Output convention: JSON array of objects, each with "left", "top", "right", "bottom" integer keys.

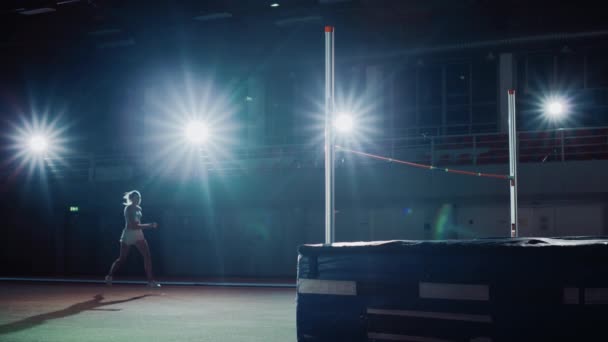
[{"left": 0, "top": 293, "right": 155, "bottom": 335}]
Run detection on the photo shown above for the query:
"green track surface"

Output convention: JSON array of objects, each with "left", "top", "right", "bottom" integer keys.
[{"left": 0, "top": 283, "right": 296, "bottom": 342}]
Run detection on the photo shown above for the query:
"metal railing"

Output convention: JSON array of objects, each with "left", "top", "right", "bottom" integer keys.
[{"left": 12, "top": 126, "right": 608, "bottom": 180}]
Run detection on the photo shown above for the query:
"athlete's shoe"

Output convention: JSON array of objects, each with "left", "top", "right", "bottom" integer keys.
[
  {"left": 147, "top": 281, "right": 161, "bottom": 288},
  {"left": 105, "top": 275, "right": 112, "bottom": 286}
]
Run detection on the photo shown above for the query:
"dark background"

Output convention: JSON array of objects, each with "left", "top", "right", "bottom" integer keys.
[{"left": 2, "top": 0, "right": 608, "bottom": 279}]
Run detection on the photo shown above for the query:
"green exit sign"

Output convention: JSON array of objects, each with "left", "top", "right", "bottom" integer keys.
[{"left": 69, "top": 206, "right": 79, "bottom": 212}]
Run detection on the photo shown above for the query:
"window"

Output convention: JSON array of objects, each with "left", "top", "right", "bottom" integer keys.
[
  {"left": 265, "top": 72, "right": 295, "bottom": 144},
  {"left": 557, "top": 54, "right": 584, "bottom": 90},
  {"left": 418, "top": 66, "right": 442, "bottom": 107},
  {"left": 586, "top": 51, "right": 608, "bottom": 88},
  {"left": 446, "top": 63, "right": 470, "bottom": 106},
  {"left": 527, "top": 54, "right": 554, "bottom": 91},
  {"left": 472, "top": 60, "right": 497, "bottom": 103},
  {"left": 419, "top": 108, "right": 441, "bottom": 127},
  {"left": 446, "top": 106, "right": 469, "bottom": 125},
  {"left": 417, "top": 66, "right": 442, "bottom": 131},
  {"left": 393, "top": 67, "right": 416, "bottom": 130},
  {"left": 471, "top": 104, "right": 496, "bottom": 123},
  {"left": 292, "top": 69, "right": 322, "bottom": 143}
]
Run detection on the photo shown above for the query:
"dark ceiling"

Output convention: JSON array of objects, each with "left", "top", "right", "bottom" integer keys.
[{"left": 1, "top": 0, "right": 607, "bottom": 67}]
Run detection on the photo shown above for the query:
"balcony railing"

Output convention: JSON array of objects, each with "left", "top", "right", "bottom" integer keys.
[{"left": 7, "top": 126, "right": 607, "bottom": 181}]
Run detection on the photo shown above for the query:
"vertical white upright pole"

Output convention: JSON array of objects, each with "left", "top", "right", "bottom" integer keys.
[
  {"left": 508, "top": 89, "right": 518, "bottom": 238},
  {"left": 325, "top": 26, "right": 335, "bottom": 244}
]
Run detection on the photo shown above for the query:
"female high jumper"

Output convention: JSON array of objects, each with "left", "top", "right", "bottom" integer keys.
[{"left": 105, "top": 190, "right": 161, "bottom": 288}]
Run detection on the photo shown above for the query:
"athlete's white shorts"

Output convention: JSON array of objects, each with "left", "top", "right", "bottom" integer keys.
[{"left": 120, "top": 228, "right": 144, "bottom": 245}]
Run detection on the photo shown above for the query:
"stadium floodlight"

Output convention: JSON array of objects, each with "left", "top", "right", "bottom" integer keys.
[
  {"left": 28, "top": 135, "right": 49, "bottom": 154},
  {"left": 544, "top": 97, "right": 568, "bottom": 120},
  {"left": 184, "top": 121, "right": 209, "bottom": 145},
  {"left": 334, "top": 113, "right": 354, "bottom": 133}
]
